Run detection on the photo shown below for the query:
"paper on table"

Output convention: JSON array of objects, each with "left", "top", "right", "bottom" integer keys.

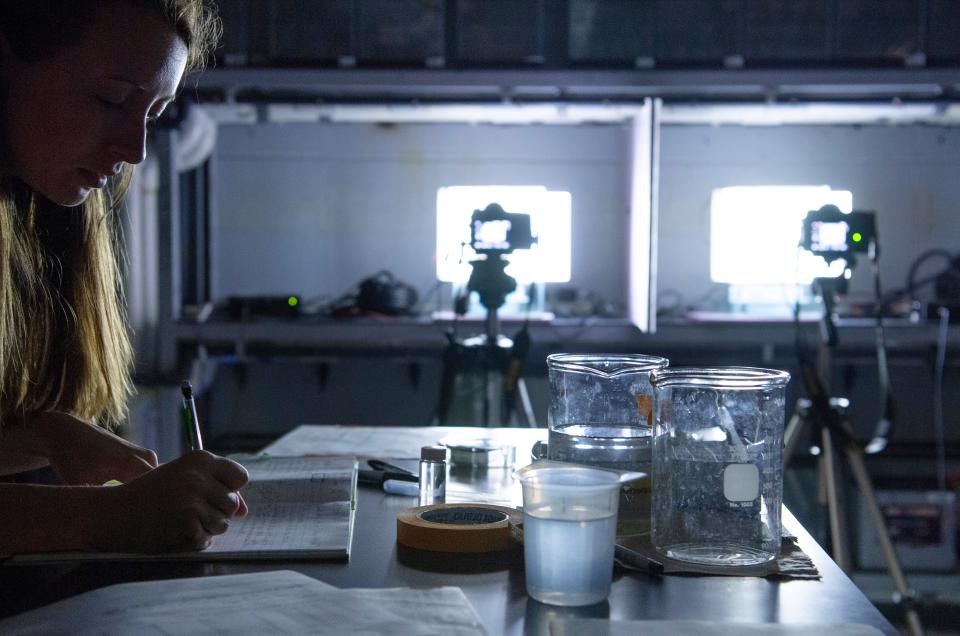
[
  {"left": 344, "top": 587, "right": 488, "bottom": 636},
  {"left": 548, "top": 619, "right": 885, "bottom": 636},
  {"left": 204, "top": 455, "right": 354, "bottom": 557},
  {"left": 264, "top": 425, "right": 463, "bottom": 458},
  {"left": 8, "top": 455, "right": 356, "bottom": 563},
  {"left": 262, "top": 424, "right": 546, "bottom": 461},
  {"left": 0, "top": 570, "right": 488, "bottom": 636}
]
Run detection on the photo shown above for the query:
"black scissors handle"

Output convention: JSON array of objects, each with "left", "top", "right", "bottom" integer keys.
[{"left": 367, "top": 459, "right": 416, "bottom": 477}]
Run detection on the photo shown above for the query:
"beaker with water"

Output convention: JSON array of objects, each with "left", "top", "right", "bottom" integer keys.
[
  {"left": 515, "top": 462, "right": 643, "bottom": 606},
  {"left": 650, "top": 366, "right": 790, "bottom": 566},
  {"left": 545, "top": 353, "right": 669, "bottom": 534}
]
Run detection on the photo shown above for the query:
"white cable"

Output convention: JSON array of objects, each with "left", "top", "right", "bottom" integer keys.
[{"left": 934, "top": 306, "right": 950, "bottom": 491}]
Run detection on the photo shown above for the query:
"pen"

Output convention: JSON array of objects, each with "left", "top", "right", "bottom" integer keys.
[
  {"left": 358, "top": 469, "right": 419, "bottom": 486},
  {"left": 613, "top": 542, "right": 666, "bottom": 576},
  {"left": 180, "top": 381, "right": 204, "bottom": 451},
  {"left": 367, "top": 459, "right": 417, "bottom": 476}
]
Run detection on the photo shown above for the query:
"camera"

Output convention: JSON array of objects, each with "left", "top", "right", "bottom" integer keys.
[
  {"left": 470, "top": 203, "right": 536, "bottom": 256},
  {"left": 800, "top": 205, "right": 876, "bottom": 263}
]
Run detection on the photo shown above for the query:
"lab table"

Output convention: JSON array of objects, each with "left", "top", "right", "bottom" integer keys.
[{"left": 0, "top": 426, "right": 898, "bottom": 635}]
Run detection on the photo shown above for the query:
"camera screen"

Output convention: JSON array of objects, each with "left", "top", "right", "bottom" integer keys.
[
  {"left": 472, "top": 219, "right": 512, "bottom": 251},
  {"left": 809, "top": 220, "right": 849, "bottom": 252}
]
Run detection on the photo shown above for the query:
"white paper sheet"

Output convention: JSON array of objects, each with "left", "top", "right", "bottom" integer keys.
[
  {"left": 262, "top": 425, "right": 545, "bottom": 461},
  {"left": 203, "top": 456, "right": 354, "bottom": 557},
  {"left": 0, "top": 571, "right": 487, "bottom": 636}
]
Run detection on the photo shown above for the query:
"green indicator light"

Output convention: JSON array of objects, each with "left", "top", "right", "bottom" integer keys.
[
  {"left": 851, "top": 232, "right": 862, "bottom": 243},
  {"left": 287, "top": 296, "right": 299, "bottom": 307}
]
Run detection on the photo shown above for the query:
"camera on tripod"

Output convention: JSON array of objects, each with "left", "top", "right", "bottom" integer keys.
[
  {"left": 470, "top": 203, "right": 536, "bottom": 256},
  {"left": 436, "top": 202, "right": 540, "bottom": 427},
  {"left": 464, "top": 203, "right": 537, "bottom": 315},
  {"left": 790, "top": 207, "right": 928, "bottom": 626},
  {"left": 799, "top": 205, "right": 878, "bottom": 316},
  {"left": 800, "top": 204, "right": 876, "bottom": 265}
]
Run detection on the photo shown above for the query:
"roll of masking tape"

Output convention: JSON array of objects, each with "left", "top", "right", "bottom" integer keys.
[{"left": 396, "top": 504, "right": 522, "bottom": 553}]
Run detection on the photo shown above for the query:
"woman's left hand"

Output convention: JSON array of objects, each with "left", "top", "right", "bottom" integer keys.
[{"left": 35, "top": 411, "right": 158, "bottom": 485}]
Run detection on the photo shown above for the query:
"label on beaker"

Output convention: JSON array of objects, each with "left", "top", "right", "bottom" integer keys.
[
  {"left": 723, "top": 463, "right": 759, "bottom": 502},
  {"left": 634, "top": 394, "right": 653, "bottom": 427}
]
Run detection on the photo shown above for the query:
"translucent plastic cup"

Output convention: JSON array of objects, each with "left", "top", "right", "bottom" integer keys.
[{"left": 515, "top": 462, "right": 643, "bottom": 606}]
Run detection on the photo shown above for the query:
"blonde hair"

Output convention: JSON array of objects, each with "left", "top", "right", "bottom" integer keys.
[
  {"left": 0, "top": 0, "right": 221, "bottom": 428},
  {"left": 0, "top": 182, "right": 133, "bottom": 426},
  {"left": 149, "top": 0, "right": 223, "bottom": 74}
]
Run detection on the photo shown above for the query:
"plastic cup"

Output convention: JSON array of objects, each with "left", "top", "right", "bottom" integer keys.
[{"left": 515, "top": 462, "right": 642, "bottom": 606}]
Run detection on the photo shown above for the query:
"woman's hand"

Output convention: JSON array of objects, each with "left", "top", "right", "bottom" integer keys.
[
  {"left": 35, "top": 411, "right": 158, "bottom": 485},
  {"left": 102, "top": 451, "right": 249, "bottom": 553}
]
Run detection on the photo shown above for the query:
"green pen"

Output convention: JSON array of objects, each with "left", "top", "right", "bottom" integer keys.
[{"left": 180, "top": 381, "right": 204, "bottom": 451}]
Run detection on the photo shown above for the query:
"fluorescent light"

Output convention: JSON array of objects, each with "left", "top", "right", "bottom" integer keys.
[
  {"left": 710, "top": 186, "right": 852, "bottom": 285},
  {"left": 436, "top": 186, "right": 571, "bottom": 284}
]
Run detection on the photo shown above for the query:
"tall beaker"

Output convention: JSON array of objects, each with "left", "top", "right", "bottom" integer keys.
[
  {"left": 546, "top": 353, "right": 669, "bottom": 534},
  {"left": 650, "top": 366, "right": 790, "bottom": 566}
]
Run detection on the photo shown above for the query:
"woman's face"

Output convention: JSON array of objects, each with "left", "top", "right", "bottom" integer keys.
[{"left": 1, "top": 4, "right": 188, "bottom": 207}]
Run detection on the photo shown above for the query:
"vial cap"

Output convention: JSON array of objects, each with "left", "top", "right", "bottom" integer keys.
[{"left": 420, "top": 445, "right": 447, "bottom": 462}]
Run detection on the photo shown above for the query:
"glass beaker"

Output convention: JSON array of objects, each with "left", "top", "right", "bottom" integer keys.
[
  {"left": 515, "top": 462, "right": 643, "bottom": 606},
  {"left": 650, "top": 366, "right": 790, "bottom": 566},
  {"left": 545, "top": 353, "right": 669, "bottom": 535}
]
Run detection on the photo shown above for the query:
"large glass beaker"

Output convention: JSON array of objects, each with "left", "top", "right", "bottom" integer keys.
[
  {"left": 545, "top": 353, "right": 669, "bottom": 534},
  {"left": 650, "top": 366, "right": 790, "bottom": 566}
]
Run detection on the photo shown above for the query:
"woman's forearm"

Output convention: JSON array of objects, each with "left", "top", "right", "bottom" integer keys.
[
  {"left": 0, "top": 419, "right": 52, "bottom": 476},
  {"left": 0, "top": 484, "right": 116, "bottom": 555},
  {"left": 0, "top": 451, "right": 251, "bottom": 556},
  {"left": 0, "top": 411, "right": 104, "bottom": 476}
]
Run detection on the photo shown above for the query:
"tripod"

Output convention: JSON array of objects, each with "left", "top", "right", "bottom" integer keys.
[
  {"left": 434, "top": 253, "right": 537, "bottom": 427},
  {"left": 784, "top": 278, "right": 922, "bottom": 636}
]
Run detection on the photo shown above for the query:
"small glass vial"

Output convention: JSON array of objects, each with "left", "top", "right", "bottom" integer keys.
[{"left": 418, "top": 445, "right": 447, "bottom": 506}]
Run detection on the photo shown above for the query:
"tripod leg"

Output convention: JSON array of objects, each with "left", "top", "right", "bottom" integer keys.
[
  {"left": 845, "top": 447, "right": 924, "bottom": 636},
  {"left": 821, "top": 430, "right": 851, "bottom": 571},
  {"left": 516, "top": 377, "right": 537, "bottom": 428},
  {"left": 484, "top": 370, "right": 498, "bottom": 426},
  {"left": 433, "top": 337, "right": 460, "bottom": 426},
  {"left": 783, "top": 411, "right": 805, "bottom": 469}
]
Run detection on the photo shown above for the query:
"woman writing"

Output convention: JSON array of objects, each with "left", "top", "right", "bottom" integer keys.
[{"left": 0, "top": 0, "right": 249, "bottom": 554}]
